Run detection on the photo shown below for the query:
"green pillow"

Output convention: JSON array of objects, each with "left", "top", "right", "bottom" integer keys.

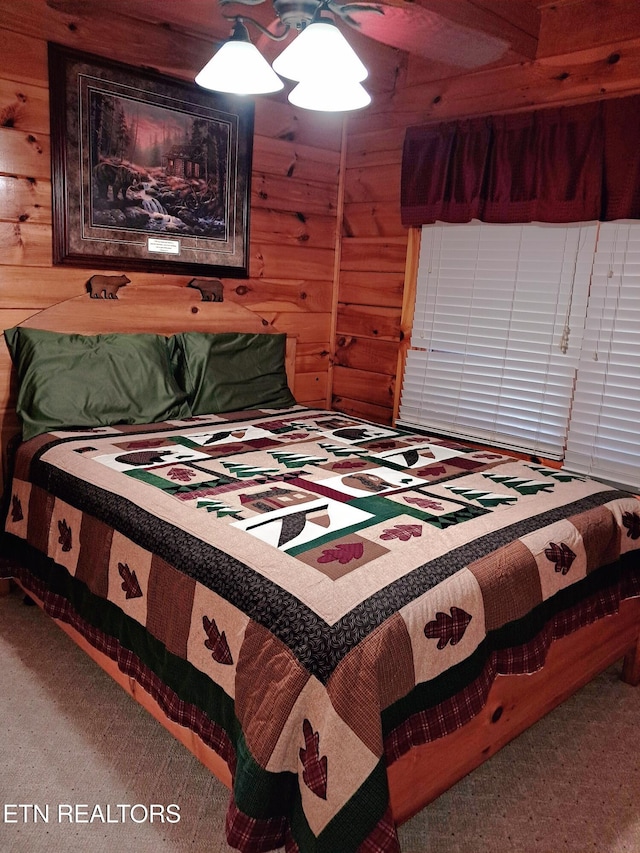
[
  {"left": 5, "top": 326, "right": 191, "bottom": 441},
  {"left": 168, "top": 331, "right": 296, "bottom": 416}
]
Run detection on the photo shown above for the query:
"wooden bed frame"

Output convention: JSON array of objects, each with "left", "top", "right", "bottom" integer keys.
[
  {"left": 9, "top": 579, "right": 639, "bottom": 828},
  {"left": 0, "top": 283, "right": 296, "bottom": 490},
  {"left": 6, "top": 282, "right": 297, "bottom": 391},
  {"left": 3, "top": 282, "right": 639, "bottom": 833}
]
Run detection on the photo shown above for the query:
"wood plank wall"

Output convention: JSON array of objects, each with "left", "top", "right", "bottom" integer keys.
[
  {"left": 334, "top": 0, "right": 640, "bottom": 425},
  {"left": 3, "top": 0, "right": 640, "bottom": 482},
  {"left": 0, "top": 0, "right": 346, "bottom": 489}
]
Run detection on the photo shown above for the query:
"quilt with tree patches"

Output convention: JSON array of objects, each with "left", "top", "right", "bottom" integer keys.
[{"left": 4, "top": 406, "right": 640, "bottom": 853}]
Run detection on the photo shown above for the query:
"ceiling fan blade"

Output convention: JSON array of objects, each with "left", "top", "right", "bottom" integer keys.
[{"left": 338, "top": 1, "right": 510, "bottom": 68}]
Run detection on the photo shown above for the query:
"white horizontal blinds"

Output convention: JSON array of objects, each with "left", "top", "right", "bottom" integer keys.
[
  {"left": 565, "top": 222, "right": 640, "bottom": 490},
  {"left": 399, "top": 220, "right": 598, "bottom": 458}
]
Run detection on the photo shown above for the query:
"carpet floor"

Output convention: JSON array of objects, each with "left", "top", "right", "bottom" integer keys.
[{"left": 1, "top": 588, "right": 638, "bottom": 853}]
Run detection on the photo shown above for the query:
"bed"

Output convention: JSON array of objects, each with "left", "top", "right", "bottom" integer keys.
[{"left": 2, "top": 282, "right": 639, "bottom": 853}]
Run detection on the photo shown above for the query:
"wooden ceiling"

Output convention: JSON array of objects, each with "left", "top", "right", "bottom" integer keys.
[
  {"left": 43, "top": 0, "right": 640, "bottom": 95},
  {"left": 74, "top": 0, "right": 546, "bottom": 69}
]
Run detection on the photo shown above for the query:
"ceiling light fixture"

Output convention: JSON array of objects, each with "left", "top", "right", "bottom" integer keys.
[
  {"left": 272, "top": 17, "right": 368, "bottom": 83},
  {"left": 195, "top": 18, "right": 284, "bottom": 95},
  {"left": 195, "top": 4, "right": 371, "bottom": 112},
  {"left": 289, "top": 77, "right": 371, "bottom": 111}
]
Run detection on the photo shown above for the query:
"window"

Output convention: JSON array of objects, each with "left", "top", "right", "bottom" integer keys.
[
  {"left": 399, "top": 220, "right": 640, "bottom": 491},
  {"left": 564, "top": 222, "right": 640, "bottom": 490}
]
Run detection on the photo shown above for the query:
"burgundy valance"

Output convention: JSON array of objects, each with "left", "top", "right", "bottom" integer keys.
[{"left": 401, "top": 93, "right": 640, "bottom": 226}]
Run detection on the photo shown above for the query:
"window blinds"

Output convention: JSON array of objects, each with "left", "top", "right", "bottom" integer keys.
[
  {"left": 398, "top": 221, "right": 598, "bottom": 459},
  {"left": 564, "top": 222, "right": 640, "bottom": 490}
]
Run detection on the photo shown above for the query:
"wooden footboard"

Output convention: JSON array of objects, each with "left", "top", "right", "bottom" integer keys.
[
  {"left": 622, "top": 624, "right": 640, "bottom": 685},
  {"left": 11, "top": 579, "right": 639, "bottom": 829},
  {"left": 388, "top": 595, "right": 640, "bottom": 824}
]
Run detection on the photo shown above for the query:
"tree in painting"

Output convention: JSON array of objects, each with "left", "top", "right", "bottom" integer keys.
[{"left": 89, "top": 91, "right": 229, "bottom": 239}]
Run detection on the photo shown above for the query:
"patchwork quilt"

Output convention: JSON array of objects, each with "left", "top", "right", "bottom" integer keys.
[{"left": 4, "top": 406, "right": 640, "bottom": 853}]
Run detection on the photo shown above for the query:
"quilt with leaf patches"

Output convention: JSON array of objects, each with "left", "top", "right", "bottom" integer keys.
[{"left": 4, "top": 406, "right": 640, "bottom": 853}]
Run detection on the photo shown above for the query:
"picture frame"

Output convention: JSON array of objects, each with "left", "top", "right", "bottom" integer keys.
[{"left": 48, "top": 43, "right": 254, "bottom": 278}]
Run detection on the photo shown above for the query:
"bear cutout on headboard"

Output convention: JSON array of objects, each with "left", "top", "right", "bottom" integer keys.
[
  {"left": 87, "top": 274, "right": 131, "bottom": 299},
  {"left": 187, "top": 278, "right": 224, "bottom": 302}
]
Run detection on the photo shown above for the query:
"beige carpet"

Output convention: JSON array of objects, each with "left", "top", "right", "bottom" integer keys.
[{"left": 1, "top": 588, "right": 639, "bottom": 853}]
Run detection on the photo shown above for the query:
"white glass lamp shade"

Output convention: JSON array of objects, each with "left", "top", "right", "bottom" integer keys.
[
  {"left": 288, "top": 77, "right": 371, "bottom": 112},
  {"left": 272, "top": 20, "right": 368, "bottom": 83},
  {"left": 196, "top": 36, "right": 284, "bottom": 95}
]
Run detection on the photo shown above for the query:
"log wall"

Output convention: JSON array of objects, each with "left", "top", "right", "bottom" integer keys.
[
  {"left": 0, "top": 0, "right": 351, "bottom": 488},
  {"left": 333, "top": 0, "right": 640, "bottom": 425},
  {"left": 3, "top": 0, "right": 640, "bottom": 483}
]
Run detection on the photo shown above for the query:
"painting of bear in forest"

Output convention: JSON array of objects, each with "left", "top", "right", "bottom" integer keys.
[
  {"left": 89, "top": 89, "right": 230, "bottom": 239},
  {"left": 49, "top": 43, "right": 252, "bottom": 276}
]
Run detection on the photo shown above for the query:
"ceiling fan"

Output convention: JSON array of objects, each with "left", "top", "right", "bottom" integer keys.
[
  {"left": 197, "top": 0, "right": 513, "bottom": 110},
  {"left": 218, "top": 0, "right": 511, "bottom": 69}
]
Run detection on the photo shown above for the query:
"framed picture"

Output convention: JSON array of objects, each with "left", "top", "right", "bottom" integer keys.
[{"left": 48, "top": 43, "right": 254, "bottom": 278}]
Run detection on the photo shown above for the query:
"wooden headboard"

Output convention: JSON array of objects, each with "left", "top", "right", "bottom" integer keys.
[{"left": 1, "top": 283, "right": 297, "bottom": 491}]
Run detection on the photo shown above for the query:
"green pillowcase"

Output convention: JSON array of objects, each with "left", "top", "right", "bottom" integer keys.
[
  {"left": 5, "top": 326, "right": 191, "bottom": 441},
  {"left": 168, "top": 331, "right": 296, "bottom": 416}
]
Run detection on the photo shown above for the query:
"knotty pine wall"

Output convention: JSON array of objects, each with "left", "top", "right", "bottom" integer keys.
[
  {"left": 3, "top": 0, "right": 640, "bottom": 480},
  {"left": 334, "top": 0, "right": 640, "bottom": 425},
  {"left": 0, "top": 0, "right": 353, "bottom": 488}
]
